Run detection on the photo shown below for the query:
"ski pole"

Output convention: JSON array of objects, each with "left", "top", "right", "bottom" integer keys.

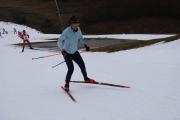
[
  {"left": 52, "top": 51, "right": 85, "bottom": 68},
  {"left": 52, "top": 60, "right": 65, "bottom": 68},
  {"left": 32, "top": 53, "right": 61, "bottom": 60}
]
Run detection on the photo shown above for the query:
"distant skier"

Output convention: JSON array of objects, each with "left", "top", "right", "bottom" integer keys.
[
  {"left": 2, "top": 28, "right": 5, "bottom": 34},
  {"left": 0, "top": 32, "right": 2, "bottom": 38},
  {"left": 57, "top": 16, "right": 96, "bottom": 92},
  {"left": 14, "top": 28, "right": 17, "bottom": 34},
  {"left": 2, "top": 28, "right": 7, "bottom": 34},
  {"left": 18, "top": 30, "right": 34, "bottom": 52}
]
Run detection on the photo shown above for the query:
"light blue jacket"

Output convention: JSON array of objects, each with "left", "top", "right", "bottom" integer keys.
[{"left": 57, "top": 26, "right": 85, "bottom": 54}]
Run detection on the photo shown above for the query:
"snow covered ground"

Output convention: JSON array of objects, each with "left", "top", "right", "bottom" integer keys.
[{"left": 0, "top": 22, "right": 180, "bottom": 120}]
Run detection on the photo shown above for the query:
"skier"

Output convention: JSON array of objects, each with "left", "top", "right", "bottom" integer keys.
[
  {"left": 2, "top": 28, "right": 5, "bottom": 34},
  {"left": 14, "top": 28, "right": 17, "bottom": 34},
  {"left": 0, "top": 32, "right": 2, "bottom": 38},
  {"left": 57, "top": 16, "right": 96, "bottom": 92},
  {"left": 18, "top": 30, "right": 34, "bottom": 52},
  {"left": 2, "top": 28, "right": 7, "bottom": 34}
]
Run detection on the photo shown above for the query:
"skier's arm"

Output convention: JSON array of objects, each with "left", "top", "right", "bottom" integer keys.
[
  {"left": 78, "top": 28, "right": 85, "bottom": 45},
  {"left": 57, "top": 33, "right": 66, "bottom": 51},
  {"left": 57, "top": 33, "right": 69, "bottom": 57},
  {"left": 18, "top": 32, "right": 23, "bottom": 39},
  {"left": 79, "top": 28, "right": 90, "bottom": 51}
]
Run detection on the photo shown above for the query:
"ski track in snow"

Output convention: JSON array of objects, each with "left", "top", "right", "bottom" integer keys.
[{"left": 0, "top": 22, "right": 180, "bottom": 120}]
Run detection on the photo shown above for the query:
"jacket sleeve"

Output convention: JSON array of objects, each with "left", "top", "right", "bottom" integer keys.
[
  {"left": 57, "top": 33, "right": 66, "bottom": 50},
  {"left": 78, "top": 28, "right": 85, "bottom": 45},
  {"left": 18, "top": 32, "right": 23, "bottom": 39}
]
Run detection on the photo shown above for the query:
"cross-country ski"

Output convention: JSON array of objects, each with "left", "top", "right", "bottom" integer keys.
[
  {"left": 61, "top": 86, "right": 77, "bottom": 103},
  {"left": 70, "top": 80, "right": 130, "bottom": 88}
]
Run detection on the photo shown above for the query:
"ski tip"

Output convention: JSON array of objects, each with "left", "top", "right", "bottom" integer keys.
[
  {"left": 125, "top": 86, "right": 131, "bottom": 88},
  {"left": 120, "top": 85, "right": 130, "bottom": 88}
]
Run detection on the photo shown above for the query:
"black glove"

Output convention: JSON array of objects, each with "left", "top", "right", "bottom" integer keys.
[
  {"left": 61, "top": 50, "right": 68, "bottom": 57},
  {"left": 84, "top": 44, "right": 90, "bottom": 51}
]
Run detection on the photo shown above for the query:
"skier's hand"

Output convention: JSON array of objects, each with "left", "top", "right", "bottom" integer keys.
[
  {"left": 61, "top": 50, "right": 68, "bottom": 57},
  {"left": 84, "top": 44, "right": 90, "bottom": 51}
]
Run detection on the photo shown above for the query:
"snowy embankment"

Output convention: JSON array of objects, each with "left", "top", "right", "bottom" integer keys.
[
  {"left": 84, "top": 34, "right": 175, "bottom": 40},
  {"left": 0, "top": 21, "right": 175, "bottom": 44},
  {"left": 0, "top": 22, "right": 180, "bottom": 120}
]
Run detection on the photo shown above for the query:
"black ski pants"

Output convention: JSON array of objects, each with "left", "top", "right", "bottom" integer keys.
[{"left": 64, "top": 51, "right": 88, "bottom": 84}]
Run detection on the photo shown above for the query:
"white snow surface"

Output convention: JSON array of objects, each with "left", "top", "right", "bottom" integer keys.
[{"left": 0, "top": 22, "right": 180, "bottom": 120}]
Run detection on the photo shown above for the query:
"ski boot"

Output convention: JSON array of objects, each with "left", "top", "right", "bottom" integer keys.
[
  {"left": 85, "top": 78, "right": 96, "bottom": 83},
  {"left": 64, "top": 83, "right": 69, "bottom": 92}
]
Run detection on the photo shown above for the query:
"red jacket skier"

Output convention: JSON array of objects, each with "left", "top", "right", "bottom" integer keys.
[{"left": 18, "top": 30, "right": 33, "bottom": 52}]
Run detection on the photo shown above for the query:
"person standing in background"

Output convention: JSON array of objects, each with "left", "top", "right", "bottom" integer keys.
[
  {"left": 0, "top": 31, "right": 2, "bottom": 38},
  {"left": 14, "top": 28, "right": 17, "bottom": 34},
  {"left": 2, "top": 28, "right": 7, "bottom": 34}
]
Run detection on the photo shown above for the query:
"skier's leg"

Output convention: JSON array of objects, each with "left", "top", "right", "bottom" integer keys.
[
  {"left": 22, "top": 40, "right": 26, "bottom": 52},
  {"left": 73, "top": 51, "right": 88, "bottom": 80},
  {"left": 64, "top": 55, "right": 74, "bottom": 84},
  {"left": 26, "top": 40, "right": 33, "bottom": 49}
]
